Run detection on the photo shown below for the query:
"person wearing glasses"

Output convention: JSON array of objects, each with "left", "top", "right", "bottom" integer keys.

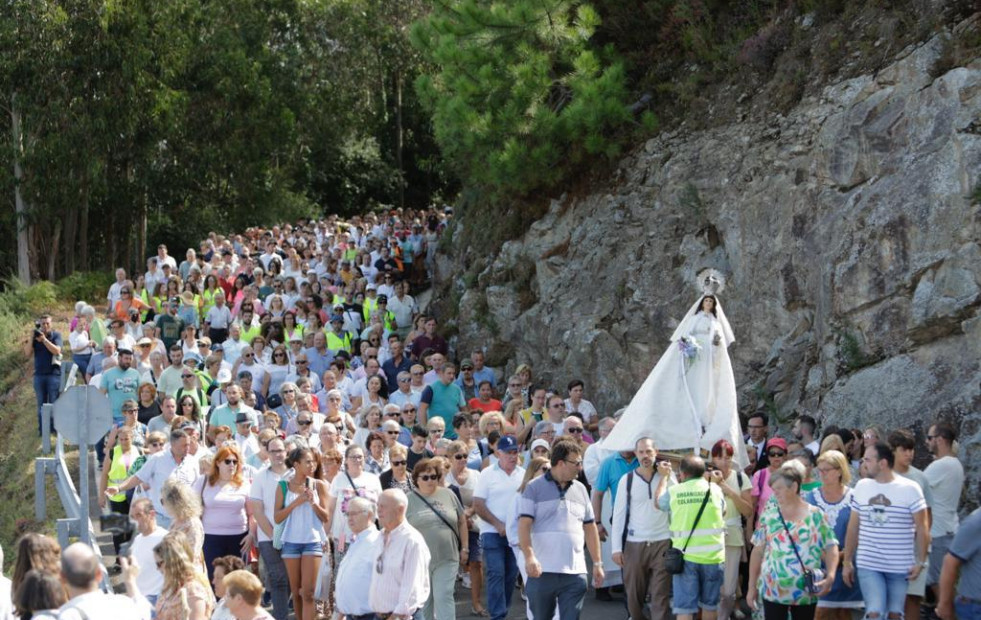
[
  {"left": 334, "top": 497, "right": 381, "bottom": 620},
  {"left": 248, "top": 437, "right": 292, "bottom": 620},
  {"left": 262, "top": 345, "right": 293, "bottom": 399},
  {"left": 406, "top": 457, "right": 468, "bottom": 620},
  {"left": 751, "top": 437, "right": 788, "bottom": 528},
  {"left": 192, "top": 444, "right": 256, "bottom": 583},
  {"left": 380, "top": 443, "right": 414, "bottom": 492},
  {"left": 519, "top": 439, "right": 604, "bottom": 620},
  {"left": 325, "top": 445, "right": 383, "bottom": 552},
  {"left": 369, "top": 489, "right": 432, "bottom": 620},
  {"left": 274, "top": 447, "right": 330, "bottom": 620}
]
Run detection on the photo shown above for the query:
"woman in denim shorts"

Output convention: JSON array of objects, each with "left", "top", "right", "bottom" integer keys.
[{"left": 275, "top": 447, "right": 330, "bottom": 620}]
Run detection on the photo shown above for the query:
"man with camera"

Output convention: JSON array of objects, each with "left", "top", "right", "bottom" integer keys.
[
  {"left": 33, "top": 314, "right": 63, "bottom": 435},
  {"left": 655, "top": 455, "right": 726, "bottom": 620}
]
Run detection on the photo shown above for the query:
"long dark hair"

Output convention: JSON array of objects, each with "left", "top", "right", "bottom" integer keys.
[{"left": 700, "top": 295, "right": 718, "bottom": 317}]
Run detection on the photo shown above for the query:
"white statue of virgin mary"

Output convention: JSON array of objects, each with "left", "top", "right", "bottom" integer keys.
[{"left": 604, "top": 270, "right": 748, "bottom": 466}]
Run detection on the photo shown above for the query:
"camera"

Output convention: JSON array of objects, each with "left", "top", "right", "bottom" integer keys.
[
  {"left": 803, "top": 568, "right": 825, "bottom": 595},
  {"left": 100, "top": 513, "right": 135, "bottom": 536},
  {"left": 34, "top": 320, "right": 43, "bottom": 339}
]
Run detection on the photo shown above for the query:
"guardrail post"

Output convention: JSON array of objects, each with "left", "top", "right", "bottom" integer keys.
[
  {"left": 41, "top": 403, "right": 52, "bottom": 455},
  {"left": 35, "top": 461, "right": 47, "bottom": 521}
]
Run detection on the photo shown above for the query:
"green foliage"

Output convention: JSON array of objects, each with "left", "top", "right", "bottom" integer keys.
[
  {"left": 837, "top": 330, "right": 870, "bottom": 373},
  {"left": 55, "top": 272, "right": 115, "bottom": 304},
  {"left": 411, "top": 0, "right": 632, "bottom": 196},
  {"left": 0, "top": 279, "right": 58, "bottom": 317}
]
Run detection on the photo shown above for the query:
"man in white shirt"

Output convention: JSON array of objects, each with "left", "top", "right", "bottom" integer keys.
[
  {"left": 156, "top": 345, "right": 185, "bottom": 398},
  {"left": 107, "top": 268, "right": 127, "bottom": 309},
  {"left": 248, "top": 437, "right": 292, "bottom": 620},
  {"left": 474, "top": 436, "right": 526, "bottom": 620},
  {"left": 128, "top": 498, "right": 168, "bottom": 608},
  {"left": 204, "top": 293, "right": 233, "bottom": 344},
  {"left": 57, "top": 543, "right": 152, "bottom": 620},
  {"left": 369, "top": 489, "right": 431, "bottom": 620},
  {"left": 792, "top": 414, "right": 821, "bottom": 455},
  {"left": 335, "top": 497, "right": 382, "bottom": 620},
  {"left": 924, "top": 421, "right": 965, "bottom": 595},
  {"left": 222, "top": 323, "right": 247, "bottom": 366},
  {"left": 612, "top": 437, "right": 676, "bottom": 620}
]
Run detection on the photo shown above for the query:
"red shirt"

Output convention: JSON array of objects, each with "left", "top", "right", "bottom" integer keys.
[{"left": 467, "top": 398, "right": 502, "bottom": 413}]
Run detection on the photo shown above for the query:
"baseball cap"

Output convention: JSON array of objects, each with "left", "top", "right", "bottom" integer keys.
[
  {"left": 210, "top": 342, "right": 223, "bottom": 351},
  {"left": 330, "top": 314, "right": 343, "bottom": 323},
  {"left": 377, "top": 295, "right": 388, "bottom": 304},
  {"left": 497, "top": 436, "right": 519, "bottom": 453},
  {"left": 530, "top": 439, "right": 551, "bottom": 453},
  {"left": 460, "top": 360, "right": 474, "bottom": 370},
  {"left": 235, "top": 412, "right": 251, "bottom": 424},
  {"left": 217, "top": 368, "right": 232, "bottom": 384},
  {"left": 766, "top": 437, "right": 789, "bottom": 452},
  {"left": 117, "top": 346, "right": 133, "bottom": 355}
]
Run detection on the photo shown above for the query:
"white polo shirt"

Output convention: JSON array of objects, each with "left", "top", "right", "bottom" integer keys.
[{"left": 474, "top": 462, "right": 526, "bottom": 535}]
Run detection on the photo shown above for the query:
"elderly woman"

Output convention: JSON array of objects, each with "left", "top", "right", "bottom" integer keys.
[
  {"left": 353, "top": 404, "right": 384, "bottom": 448},
  {"left": 319, "top": 448, "right": 344, "bottom": 485},
  {"left": 323, "top": 389, "right": 357, "bottom": 438},
  {"left": 407, "top": 457, "right": 468, "bottom": 620},
  {"left": 325, "top": 444, "right": 383, "bottom": 549},
  {"left": 210, "top": 555, "right": 246, "bottom": 620},
  {"left": 446, "top": 439, "right": 486, "bottom": 613},
  {"left": 379, "top": 443, "right": 413, "bottom": 492},
  {"left": 154, "top": 532, "right": 215, "bottom": 620},
  {"left": 425, "top": 417, "right": 446, "bottom": 454},
  {"left": 364, "top": 431, "right": 390, "bottom": 475},
  {"left": 69, "top": 317, "right": 95, "bottom": 377},
  {"left": 193, "top": 444, "right": 255, "bottom": 582},
  {"left": 805, "top": 450, "right": 863, "bottom": 620},
  {"left": 748, "top": 462, "right": 840, "bottom": 620},
  {"left": 160, "top": 478, "right": 206, "bottom": 573},
  {"left": 222, "top": 570, "right": 276, "bottom": 620}
]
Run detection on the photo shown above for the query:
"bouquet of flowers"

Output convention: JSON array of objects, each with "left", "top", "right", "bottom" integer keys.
[{"left": 678, "top": 336, "right": 701, "bottom": 372}]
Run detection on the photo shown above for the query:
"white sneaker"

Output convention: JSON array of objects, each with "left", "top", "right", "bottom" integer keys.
[{"left": 462, "top": 573, "right": 472, "bottom": 589}]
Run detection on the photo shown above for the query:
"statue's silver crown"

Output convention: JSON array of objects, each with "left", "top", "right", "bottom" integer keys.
[{"left": 696, "top": 268, "right": 726, "bottom": 296}]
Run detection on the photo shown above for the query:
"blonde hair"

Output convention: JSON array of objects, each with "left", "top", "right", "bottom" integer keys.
[
  {"left": 155, "top": 532, "right": 208, "bottom": 596},
  {"left": 519, "top": 457, "right": 550, "bottom": 492},
  {"left": 223, "top": 569, "right": 264, "bottom": 606},
  {"left": 478, "top": 411, "right": 506, "bottom": 436},
  {"left": 446, "top": 440, "right": 468, "bottom": 456},
  {"left": 820, "top": 434, "right": 846, "bottom": 455},
  {"left": 816, "top": 449, "right": 851, "bottom": 485},
  {"left": 160, "top": 478, "right": 202, "bottom": 521},
  {"left": 389, "top": 443, "right": 408, "bottom": 459}
]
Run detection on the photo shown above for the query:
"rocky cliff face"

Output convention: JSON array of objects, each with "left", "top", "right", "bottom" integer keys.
[{"left": 436, "top": 17, "right": 981, "bottom": 509}]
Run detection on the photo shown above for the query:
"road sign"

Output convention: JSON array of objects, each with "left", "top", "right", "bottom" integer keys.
[{"left": 53, "top": 386, "right": 113, "bottom": 445}]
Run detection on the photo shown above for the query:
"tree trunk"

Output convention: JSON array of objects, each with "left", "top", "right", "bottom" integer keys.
[
  {"left": 395, "top": 68, "right": 405, "bottom": 209},
  {"left": 79, "top": 190, "right": 90, "bottom": 270},
  {"left": 64, "top": 186, "right": 78, "bottom": 275},
  {"left": 47, "top": 218, "right": 62, "bottom": 281},
  {"left": 11, "top": 93, "right": 32, "bottom": 284}
]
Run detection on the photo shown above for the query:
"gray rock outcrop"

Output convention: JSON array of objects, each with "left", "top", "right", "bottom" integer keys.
[{"left": 436, "top": 18, "right": 981, "bottom": 509}]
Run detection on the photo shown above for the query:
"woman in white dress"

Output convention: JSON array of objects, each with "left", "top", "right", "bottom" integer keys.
[{"left": 605, "top": 272, "right": 747, "bottom": 465}]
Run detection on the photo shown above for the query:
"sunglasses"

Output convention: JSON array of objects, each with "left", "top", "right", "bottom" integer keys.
[
  {"left": 298, "top": 420, "right": 313, "bottom": 426},
  {"left": 453, "top": 454, "right": 467, "bottom": 460},
  {"left": 223, "top": 459, "right": 238, "bottom": 466},
  {"left": 296, "top": 361, "right": 308, "bottom": 365},
  {"left": 768, "top": 450, "right": 787, "bottom": 458},
  {"left": 398, "top": 378, "right": 410, "bottom": 383},
  {"left": 391, "top": 460, "right": 407, "bottom": 466},
  {"left": 404, "top": 408, "right": 416, "bottom": 413},
  {"left": 386, "top": 430, "right": 400, "bottom": 435},
  {"left": 418, "top": 474, "right": 438, "bottom": 482},
  {"left": 181, "top": 374, "right": 193, "bottom": 378},
  {"left": 567, "top": 428, "right": 584, "bottom": 433}
]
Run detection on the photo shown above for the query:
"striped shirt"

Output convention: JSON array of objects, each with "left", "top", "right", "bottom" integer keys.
[
  {"left": 851, "top": 476, "right": 926, "bottom": 573},
  {"left": 518, "top": 472, "right": 595, "bottom": 574}
]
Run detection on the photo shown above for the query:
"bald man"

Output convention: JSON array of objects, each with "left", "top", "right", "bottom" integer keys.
[{"left": 57, "top": 542, "right": 151, "bottom": 619}]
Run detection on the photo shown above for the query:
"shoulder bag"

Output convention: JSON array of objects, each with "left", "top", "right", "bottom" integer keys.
[
  {"left": 664, "top": 488, "right": 712, "bottom": 575},
  {"left": 272, "top": 479, "right": 289, "bottom": 550},
  {"left": 777, "top": 508, "right": 822, "bottom": 595},
  {"left": 412, "top": 489, "right": 462, "bottom": 550}
]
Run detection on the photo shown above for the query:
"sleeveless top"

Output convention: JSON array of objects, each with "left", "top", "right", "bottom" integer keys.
[{"left": 282, "top": 482, "right": 326, "bottom": 544}]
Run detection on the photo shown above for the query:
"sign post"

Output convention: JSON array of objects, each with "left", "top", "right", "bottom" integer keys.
[{"left": 53, "top": 386, "right": 112, "bottom": 545}]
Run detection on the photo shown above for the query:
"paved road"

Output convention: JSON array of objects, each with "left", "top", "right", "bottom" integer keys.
[{"left": 452, "top": 581, "right": 628, "bottom": 620}]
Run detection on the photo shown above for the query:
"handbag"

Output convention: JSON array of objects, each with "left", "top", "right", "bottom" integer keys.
[
  {"left": 777, "top": 508, "right": 823, "bottom": 595},
  {"left": 412, "top": 489, "right": 462, "bottom": 551},
  {"left": 665, "top": 488, "right": 712, "bottom": 575},
  {"left": 272, "top": 480, "right": 288, "bottom": 550}
]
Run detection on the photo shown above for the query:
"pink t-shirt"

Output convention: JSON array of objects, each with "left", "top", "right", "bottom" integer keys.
[
  {"left": 751, "top": 467, "right": 774, "bottom": 518},
  {"left": 193, "top": 476, "right": 251, "bottom": 535}
]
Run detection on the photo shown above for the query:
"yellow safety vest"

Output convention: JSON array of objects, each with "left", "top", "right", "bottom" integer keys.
[
  {"left": 240, "top": 323, "right": 262, "bottom": 344},
  {"left": 363, "top": 297, "right": 378, "bottom": 321},
  {"left": 667, "top": 478, "right": 725, "bottom": 565},
  {"left": 326, "top": 330, "right": 352, "bottom": 354},
  {"left": 107, "top": 445, "right": 140, "bottom": 502}
]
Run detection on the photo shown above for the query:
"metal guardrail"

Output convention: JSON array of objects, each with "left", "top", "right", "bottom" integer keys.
[{"left": 34, "top": 362, "right": 106, "bottom": 571}]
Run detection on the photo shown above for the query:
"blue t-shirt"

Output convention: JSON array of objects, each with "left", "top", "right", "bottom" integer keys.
[
  {"left": 594, "top": 453, "right": 639, "bottom": 510},
  {"left": 420, "top": 381, "right": 465, "bottom": 439},
  {"left": 34, "top": 330, "right": 63, "bottom": 375},
  {"left": 102, "top": 367, "right": 141, "bottom": 420}
]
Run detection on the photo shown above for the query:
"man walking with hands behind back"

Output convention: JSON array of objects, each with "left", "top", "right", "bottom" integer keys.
[{"left": 519, "top": 438, "right": 604, "bottom": 620}]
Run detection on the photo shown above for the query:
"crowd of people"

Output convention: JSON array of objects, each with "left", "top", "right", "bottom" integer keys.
[{"left": 15, "top": 209, "right": 978, "bottom": 620}]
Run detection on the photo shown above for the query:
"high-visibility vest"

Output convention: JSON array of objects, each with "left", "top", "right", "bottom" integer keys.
[
  {"left": 326, "top": 330, "right": 352, "bottom": 354},
  {"left": 363, "top": 297, "right": 378, "bottom": 321},
  {"left": 240, "top": 323, "right": 261, "bottom": 344},
  {"left": 667, "top": 478, "right": 725, "bottom": 564},
  {"left": 107, "top": 445, "right": 140, "bottom": 502}
]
